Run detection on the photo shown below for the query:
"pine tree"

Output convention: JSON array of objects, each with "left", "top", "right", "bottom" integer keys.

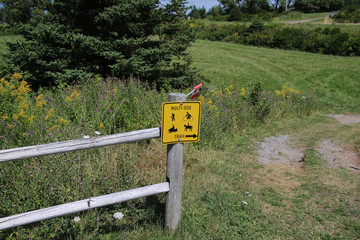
[{"left": 6, "top": 0, "right": 197, "bottom": 88}]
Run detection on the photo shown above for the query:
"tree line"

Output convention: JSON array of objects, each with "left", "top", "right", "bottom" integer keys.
[{"left": 189, "top": 0, "right": 360, "bottom": 21}]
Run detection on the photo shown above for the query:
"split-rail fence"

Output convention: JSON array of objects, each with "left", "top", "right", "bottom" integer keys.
[{"left": 0, "top": 93, "right": 186, "bottom": 232}]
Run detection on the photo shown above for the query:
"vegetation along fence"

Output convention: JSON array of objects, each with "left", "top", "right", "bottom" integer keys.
[{"left": 0, "top": 93, "right": 187, "bottom": 232}]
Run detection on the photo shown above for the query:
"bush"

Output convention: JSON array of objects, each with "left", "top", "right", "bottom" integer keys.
[
  {"left": 198, "top": 21, "right": 360, "bottom": 56},
  {"left": 333, "top": 5, "right": 360, "bottom": 23}
]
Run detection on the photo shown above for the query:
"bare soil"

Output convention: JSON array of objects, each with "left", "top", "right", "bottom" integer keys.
[{"left": 256, "top": 114, "right": 360, "bottom": 172}]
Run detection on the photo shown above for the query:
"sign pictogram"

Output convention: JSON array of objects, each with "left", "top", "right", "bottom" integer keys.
[{"left": 161, "top": 101, "right": 201, "bottom": 145}]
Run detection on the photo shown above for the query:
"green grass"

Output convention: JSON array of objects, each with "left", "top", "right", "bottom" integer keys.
[
  {"left": 1, "top": 36, "right": 360, "bottom": 239},
  {"left": 272, "top": 11, "right": 332, "bottom": 22},
  {"left": 188, "top": 40, "right": 360, "bottom": 113}
]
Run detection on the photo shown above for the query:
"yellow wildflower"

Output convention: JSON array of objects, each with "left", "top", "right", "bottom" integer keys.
[
  {"left": 19, "top": 100, "right": 30, "bottom": 109},
  {"left": 99, "top": 122, "right": 105, "bottom": 129},
  {"left": 240, "top": 88, "right": 246, "bottom": 96},
  {"left": 59, "top": 118, "right": 68, "bottom": 125},
  {"left": 8, "top": 124, "right": 14, "bottom": 129},
  {"left": 45, "top": 108, "right": 55, "bottom": 120},
  {"left": 10, "top": 73, "right": 23, "bottom": 80},
  {"left": 13, "top": 114, "right": 19, "bottom": 121},
  {"left": 0, "top": 77, "right": 9, "bottom": 85},
  {"left": 2, "top": 116, "right": 8, "bottom": 120},
  {"left": 51, "top": 125, "right": 59, "bottom": 130},
  {"left": 35, "top": 94, "right": 47, "bottom": 107},
  {"left": 28, "top": 115, "right": 36, "bottom": 123},
  {"left": 18, "top": 109, "right": 27, "bottom": 118},
  {"left": 65, "top": 89, "right": 80, "bottom": 102}
]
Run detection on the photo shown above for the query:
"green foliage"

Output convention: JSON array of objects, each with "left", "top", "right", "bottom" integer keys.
[
  {"left": 0, "top": 0, "right": 35, "bottom": 24},
  {"left": 5, "top": 0, "right": 198, "bottom": 89},
  {"left": 198, "top": 22, "right": 360, "bottom": 56},
  {"left": 0, "top": 25, "right": 14, "bottom": 36},
  {"left": 293, "top": 0, "right": 345, "bottom": 12},
  {"left": 197, "top": 83, "right": 314, "bottom": 148},
  {"left": 333, "top": 5, "right": 360, "bottom": 23}
]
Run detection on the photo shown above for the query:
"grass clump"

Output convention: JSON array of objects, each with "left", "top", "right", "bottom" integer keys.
[{"left": 197, "top": 82, "right": 314, "bottom": 148}]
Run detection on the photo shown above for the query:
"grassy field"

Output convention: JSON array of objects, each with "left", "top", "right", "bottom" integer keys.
[
  {"left": 1, "top": 36, "right": 360, "bottom": 239},
  {"left": 188, "top": 40, "right": 360, "bottom": 113},
  {"left": 272, "top": 11, "right": 332, "bottom": 22}
]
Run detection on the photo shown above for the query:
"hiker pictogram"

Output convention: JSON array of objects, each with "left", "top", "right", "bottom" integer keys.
[
  {"left": 168, "top": 124, "right": 178, "bottom": 133},
  {"left": 184, "top": 123, "right": 193, "bottom": 132},
  {"left": 171, "top": 113, "right": 175, "bottom": 121}
]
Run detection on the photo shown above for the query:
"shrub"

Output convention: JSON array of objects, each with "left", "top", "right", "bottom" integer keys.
[
  {"left": 197, "top": 21, "right": 360, "bottom": 56},
  {"left": 333, "top": 5, "right": 360, "bottom": 23}
]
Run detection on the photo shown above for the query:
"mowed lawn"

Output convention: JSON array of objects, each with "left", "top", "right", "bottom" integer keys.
[{"left": 189, "top": 40, "right": 360, "bottom": 113}]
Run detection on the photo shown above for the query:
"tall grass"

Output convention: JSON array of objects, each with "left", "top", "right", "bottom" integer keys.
[{"left": 0, "top": 72, "right": 314, "bottom": 238}]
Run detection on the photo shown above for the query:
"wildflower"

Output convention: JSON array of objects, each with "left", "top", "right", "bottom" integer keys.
[
  {"left": 242, "top": 201, "right": 248, "bottom": 205},
  {"left": 96, "top": 218, "right": 100, "bottom": 221},
  {"left": 240, "top": 88, "right": 246, "bottom": 96},
  {"left": 59, "top": 118, "right": 69, "bottom": 125},
  {"left": 28, "top": 115, "right": 36, "bottom": 123},
  {"left": 11, "top": 73, "right": 23, "bottom": 80},
  {"left": 113, "top": 212, "right": 124, "bottom": 220},
  {"left": 66, "top": 89, "right": 80, "bottom": 102},
  {"left": 99, "top": 123, "right": 104, "bottom": 129},
  {"left": 35, "top": 94, "right": 47, "bottom": 107},
  {"left": 94, "top": 131, "right": 100, "bottom": 135},
  {"left": 19, "top": 100, "right": 30, "bottom": 109},
  {"left": 45, "top": 108, "right": 55, "bottom": 120},
  {"left": 73, "top": 216, "right": 81, "bottom": 222}
]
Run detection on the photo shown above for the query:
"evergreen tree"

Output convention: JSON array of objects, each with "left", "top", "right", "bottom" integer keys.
[{"left": 6, "top": 0, "right": 197, "bottom": 88}]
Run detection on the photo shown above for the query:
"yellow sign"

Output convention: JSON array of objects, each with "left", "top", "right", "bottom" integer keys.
[{"left": 161, "top": 101, "right": 201, "bottom": 145}]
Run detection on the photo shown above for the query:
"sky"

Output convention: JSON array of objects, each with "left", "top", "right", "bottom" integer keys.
[
  {"left": 161, "top": 0, "right": 220, "bottom": 10},
  {"left": 186, "top": 0, "right": 220, "bottom": 10}
]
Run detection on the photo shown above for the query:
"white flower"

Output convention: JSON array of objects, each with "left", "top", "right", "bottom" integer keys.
[
  {"left": 113, "top": 212, "right": 124, "bottom": 220},
  {"left": 242, "top": 201, "right": 248, "bottom": 205},
  {"left": 94, "top": 131, "right": 100, "bottom": 135},
  {"left": 73, "top": 216, "right": 81, "bottom": 222},
  {"left": 83, "top": 135, "right": 90, "bottom": 139}
]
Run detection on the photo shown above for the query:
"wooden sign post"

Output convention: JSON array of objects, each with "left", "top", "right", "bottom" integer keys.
[{"left": 165, "top": 93, "right": 186, "bottom": 232}]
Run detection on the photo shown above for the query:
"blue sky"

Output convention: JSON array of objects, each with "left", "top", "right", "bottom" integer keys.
[
  {"left": 161, "top": 0, "right": 220, "bottom": 10},
  {"left": 186, "top": 0, "right": 220, "bottom": 10}
]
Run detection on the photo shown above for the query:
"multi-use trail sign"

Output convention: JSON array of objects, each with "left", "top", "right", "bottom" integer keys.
[{"left": 161, "top": 101, "right": 201, "bottom": 145}]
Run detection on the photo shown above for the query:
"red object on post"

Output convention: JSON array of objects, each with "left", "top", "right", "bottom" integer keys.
[{"left": 191, "top": 83, "right": 202, "bottom": 100}]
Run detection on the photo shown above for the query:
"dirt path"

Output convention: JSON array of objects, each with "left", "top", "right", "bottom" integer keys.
[
  {"left": 283, "top": 17, "right": 324, "bottom": 24},
  {"left": 256, "top": 114, "right": 360, "bottom": 172}
]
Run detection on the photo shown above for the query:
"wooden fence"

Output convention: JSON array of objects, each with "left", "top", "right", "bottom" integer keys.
[{"left": 0, "top": 93, "right": 186, "bottom": 232}]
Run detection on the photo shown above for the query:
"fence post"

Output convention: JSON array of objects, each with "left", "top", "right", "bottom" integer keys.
[{"left": 165, "top": 93, "right": 186, "bottom": 232}]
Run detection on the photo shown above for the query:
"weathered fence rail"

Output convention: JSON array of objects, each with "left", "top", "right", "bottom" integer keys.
[
  {"left": 0, "top": 127, "right": 161, "bottom": 163},
  {"left": 0, "top": 93, "right": 186, "bottom": 233},
  {"left": 0, "top": 183, "right": 169, "bottom": 231}
]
